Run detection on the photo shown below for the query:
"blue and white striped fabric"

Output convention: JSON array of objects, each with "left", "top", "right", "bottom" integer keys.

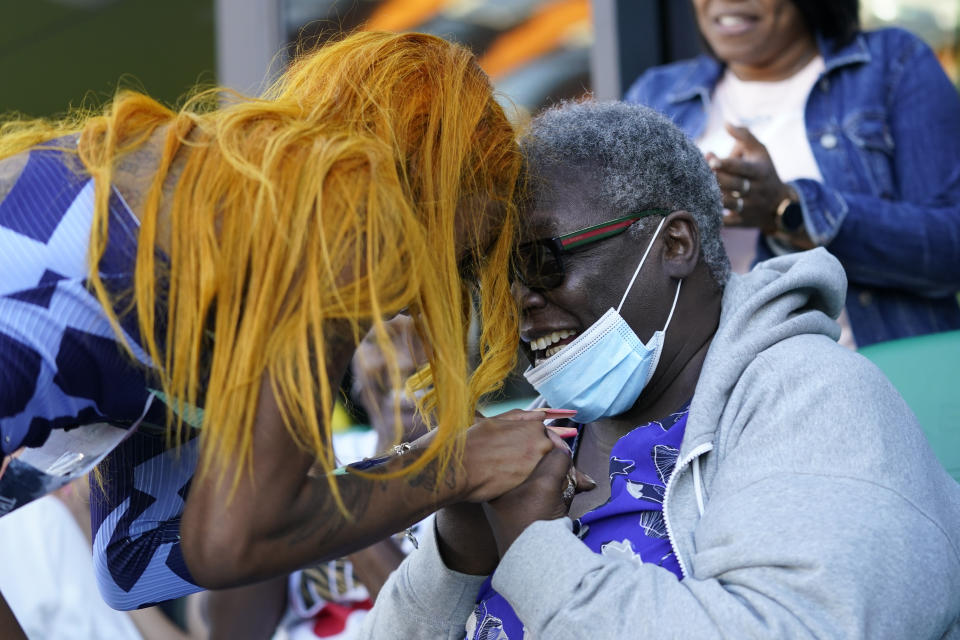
[
  {"left": 0, "top": 148, "right": 152, "bottom": 454},
  {"left": 0, "top": 147, "right": 202, "bottom": 609}
]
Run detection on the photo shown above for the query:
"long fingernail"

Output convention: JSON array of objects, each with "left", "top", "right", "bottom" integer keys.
[
  {"left": 546, "top": 426, "right": 578, "bottom": 438},
  {"left": 546, "top": 431, "right": 571, "bottom": 452},
  {"left": 543, "top": 408, "right": 577, "bottom": 415},
  {"left": 708, "top": 157, "right": 721, "bottom": 169},
  {"left": 582, "top": 473, "right": 597, "bottom": 489}
]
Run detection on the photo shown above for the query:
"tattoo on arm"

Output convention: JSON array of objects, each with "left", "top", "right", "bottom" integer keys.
[
  {"left": 285, "top": 454, "right": 454, "bottom": 552},
  {"left": 406, "top": 457, "right": 458, "bottom": 492},
  {"left": 286, "top": 473, "right": 377, "bottom": 548}
]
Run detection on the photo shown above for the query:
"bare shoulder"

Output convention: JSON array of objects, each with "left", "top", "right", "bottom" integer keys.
[
  {"left": 113, "top": 133, "right": 167, "bottom": 222},
  {"left": 112, "top": 125, "right": 186, "bottom": 253}
]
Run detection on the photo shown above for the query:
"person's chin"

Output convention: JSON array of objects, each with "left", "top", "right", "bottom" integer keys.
[
  {"left": 712, "top": 42, "right": 770, "bottom": 68},
  {"left": 703, "top": 25, "right": 768, "bottom": 62}
]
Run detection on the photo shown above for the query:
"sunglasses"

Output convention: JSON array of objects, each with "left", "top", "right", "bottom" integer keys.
[{"left": 514, "top": 209, "right": 669, "bottom": 290}]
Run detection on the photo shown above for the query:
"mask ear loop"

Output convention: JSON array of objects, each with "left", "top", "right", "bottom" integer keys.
[
  {"left": 617, "top": 216, "right": 667, "bottom": 313},
  {"left": 661, "top": 279, "right": 683, "bottom": 332}
]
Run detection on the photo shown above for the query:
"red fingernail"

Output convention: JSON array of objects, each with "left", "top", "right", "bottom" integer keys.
[
  {"left": 543, "top": 409, "right": 577, "bottom": 415},
  {"left": 546, "top": 426, "right": 578, "bottom": 437}
]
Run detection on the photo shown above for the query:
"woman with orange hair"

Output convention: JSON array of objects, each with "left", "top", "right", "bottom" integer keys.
[{"left": 0, "top": 31, "right": 567, "bottom": 618}]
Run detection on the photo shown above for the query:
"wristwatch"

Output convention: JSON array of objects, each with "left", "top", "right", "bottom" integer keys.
[{"left": 775, "top": 193, "right": 804, "bottom": 234}]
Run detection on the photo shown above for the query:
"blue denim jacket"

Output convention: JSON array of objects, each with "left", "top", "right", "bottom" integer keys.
[{"left": 625, "top": 28, "right": 960, "bottom": 346}]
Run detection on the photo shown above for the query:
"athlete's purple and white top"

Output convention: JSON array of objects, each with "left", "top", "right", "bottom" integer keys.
[{"left": 0, "top": 146, "right": 202, "bottom": 609}]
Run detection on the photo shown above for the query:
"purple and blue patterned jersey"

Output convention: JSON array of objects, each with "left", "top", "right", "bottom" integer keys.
[
  {"left": 466, "top": 405, "right": 689, "bottom": 640},
  {"left": 0, "top": 147, "right": 154, "bottom": 454},
  {"left": 0, "top": 147, "right": 202, "bottom": 609}
]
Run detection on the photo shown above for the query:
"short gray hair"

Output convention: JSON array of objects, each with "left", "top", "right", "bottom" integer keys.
[{"left": 522, "top": 100, "right": 730, "bottom": 286}]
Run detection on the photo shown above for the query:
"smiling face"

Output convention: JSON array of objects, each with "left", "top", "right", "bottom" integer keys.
[
  {"left": 514, "top": 173, "right": 672, "bottom": 368},
  {"left": 692, "top": 0, "right": 816, "bottom": 80}
]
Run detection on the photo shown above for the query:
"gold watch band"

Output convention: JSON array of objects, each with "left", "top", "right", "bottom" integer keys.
[
  {"left": 774, "top": 187, "right": 800, "bottom": 234},
  {"left": 775, "top": 196, "right": 793, "bottom": 231}
]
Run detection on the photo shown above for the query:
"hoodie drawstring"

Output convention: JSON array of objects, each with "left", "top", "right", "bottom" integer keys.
[{"left": 692, "top": 456, "right": 705, "bottom": 517}]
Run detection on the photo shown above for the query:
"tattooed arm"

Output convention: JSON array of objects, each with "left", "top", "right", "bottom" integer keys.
[{"left": 179, "top": 373, "right": 556, "bottom": 589}]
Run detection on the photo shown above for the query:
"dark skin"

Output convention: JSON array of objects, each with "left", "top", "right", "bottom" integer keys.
[
  {"left": 200, "top": 320, "right": 571, "bottom": 639},
  {"left": 693, "top": 0, "right": 820, "bottom": 249},
  {"left": 706, "top": 126, "right": 815, "bottom": 250},
  {"left": 179, "top": 336, "right": 560, "bottom": 588},
  {"left": 203, "top": 578, "right": 287, "bottom": 640},
  {"left": 346, "top": 316, "right": 429, "bottom": 599},
  {"left": 353, "top": 315, "right": 431, "bottom": 449},
  {"left": 0, "top": 592, "right": 26, "bottom": 640},
  {"left": 692, "top": 0, "right": 817, "bottom": 82},
  {"left": 438, "top": 176, "right": 722, "bottom": 563},
  {"left": 0, "top": 129, "right": 559, "bottom": 589}
]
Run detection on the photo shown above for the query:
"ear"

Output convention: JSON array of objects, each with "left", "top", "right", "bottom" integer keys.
[{"left": 660, "top": 210, "right": 700, "bottom": 279}]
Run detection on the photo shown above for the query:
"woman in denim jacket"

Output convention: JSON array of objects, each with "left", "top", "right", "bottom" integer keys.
[{"left": 625, "top": 0, "right": 960, "bottom": 347}]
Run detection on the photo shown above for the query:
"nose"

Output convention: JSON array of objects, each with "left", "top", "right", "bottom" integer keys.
[{"left": 511, "top": 280, "right": 547, "bottom": 315}]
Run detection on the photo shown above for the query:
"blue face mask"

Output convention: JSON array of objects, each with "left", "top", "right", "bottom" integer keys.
[{"left": 523, "top": 217, "right": 682, "bottom": 423}]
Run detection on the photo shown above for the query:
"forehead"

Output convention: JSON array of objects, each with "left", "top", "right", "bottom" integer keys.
[
  {"left": 525, "top": 174, "right": 610, "bottom": 238},
  {"left": 455, "top": 196, "right": 504, "bottom": 257}
]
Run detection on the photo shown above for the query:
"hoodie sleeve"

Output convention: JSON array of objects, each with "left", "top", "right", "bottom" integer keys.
[
  {"left": 357, "top": 519, "right": 486, "bottom": 639},
  {"left": 489, "top": 341, "right": 960, "bottom": 639},
  {"left": 494, "top": 484, "right": 960, "bottom": 639}
]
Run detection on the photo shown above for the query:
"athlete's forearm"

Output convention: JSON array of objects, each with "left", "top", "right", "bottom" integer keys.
[
  {"left": 183, "top": 453, "right": 458, "bottom": 588},
  {"left": 180, "top": 376, "right": 461, "bottom": 588},
  {"left": 180, "top": 371, "right": 559, "bottom": 588}
]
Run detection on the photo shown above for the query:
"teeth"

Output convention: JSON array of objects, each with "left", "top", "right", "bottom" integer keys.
[
  {"left": 545, "top": 344, "right": 564, "bottom": 358},
  {"left": 531, "top": 329, "right": 576, "bottom": 353},
  {"left": 718, "top": 14, "right": 747, "bottom": 27}
]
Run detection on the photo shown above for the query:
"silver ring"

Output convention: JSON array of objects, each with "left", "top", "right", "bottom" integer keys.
[
  {"left": 730, "top": 189, "right": 742, "bottom": 199},
  {"left": 742, "top": 178, "right": 751, "bottom": 194},
  {"left": 736, "top": 197, "right": 744, "bottom": 213},
  {"left": 561, "top": 472, "right": 576, "bottom": 503},
  {"left": 393, "top": 442, "right": 413, "bottom": 456}
]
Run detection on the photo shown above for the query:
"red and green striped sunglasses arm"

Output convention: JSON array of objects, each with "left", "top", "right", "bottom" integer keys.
[{"left": 557, "top": 209, "right": 670, "bottom": 250}]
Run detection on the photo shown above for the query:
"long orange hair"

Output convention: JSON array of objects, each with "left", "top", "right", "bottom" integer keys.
[{"left": 0, "top": 31, "right": 522, "bottom": 507}]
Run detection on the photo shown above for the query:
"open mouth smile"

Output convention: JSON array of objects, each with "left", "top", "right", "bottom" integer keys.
[
  {"left": 527, "top": 329, "right": 578, "bottom": 366},
  {"left": 713, "top": 12, "right": 758, "bottom": 35}
]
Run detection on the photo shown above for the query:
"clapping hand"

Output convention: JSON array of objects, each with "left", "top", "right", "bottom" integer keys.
[{"left": 706, "top": 123, "right": 790, "bottom": 233}]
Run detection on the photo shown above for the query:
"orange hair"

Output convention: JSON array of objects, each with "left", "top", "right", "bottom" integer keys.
[{"left": 0, "top": 31, "right": 522, "bottom": 508}]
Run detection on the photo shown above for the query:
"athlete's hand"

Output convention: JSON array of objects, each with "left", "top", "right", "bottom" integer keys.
[
  {"left": 483, "top": 446, "right": 594, "bottom": 555},
  {"left": 405, "top": 408, "right": 576, "bottom": 505},
  {"left": 458, "top": 408, "right": 579, "bottom": 503},
  {"left": 430, "top": 408, "right": 578, "bottom": 572}
]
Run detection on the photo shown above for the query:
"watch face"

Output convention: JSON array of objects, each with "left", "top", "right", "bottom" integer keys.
[{"left": 782, "top": 202, "right": 804, "bottom": 232}]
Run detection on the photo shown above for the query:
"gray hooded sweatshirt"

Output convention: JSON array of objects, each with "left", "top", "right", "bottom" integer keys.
[{"left": 360, "top": 248, "right": 960, "bottom": 639}]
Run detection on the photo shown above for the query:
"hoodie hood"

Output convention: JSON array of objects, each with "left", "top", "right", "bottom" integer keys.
[{"left": 682, "top": 247, "right": 846, "bottom": 454}]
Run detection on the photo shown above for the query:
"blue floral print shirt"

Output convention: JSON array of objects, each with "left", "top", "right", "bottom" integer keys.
[{"left": 465, "top": 404, "right": 689, "bottom": 640}]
